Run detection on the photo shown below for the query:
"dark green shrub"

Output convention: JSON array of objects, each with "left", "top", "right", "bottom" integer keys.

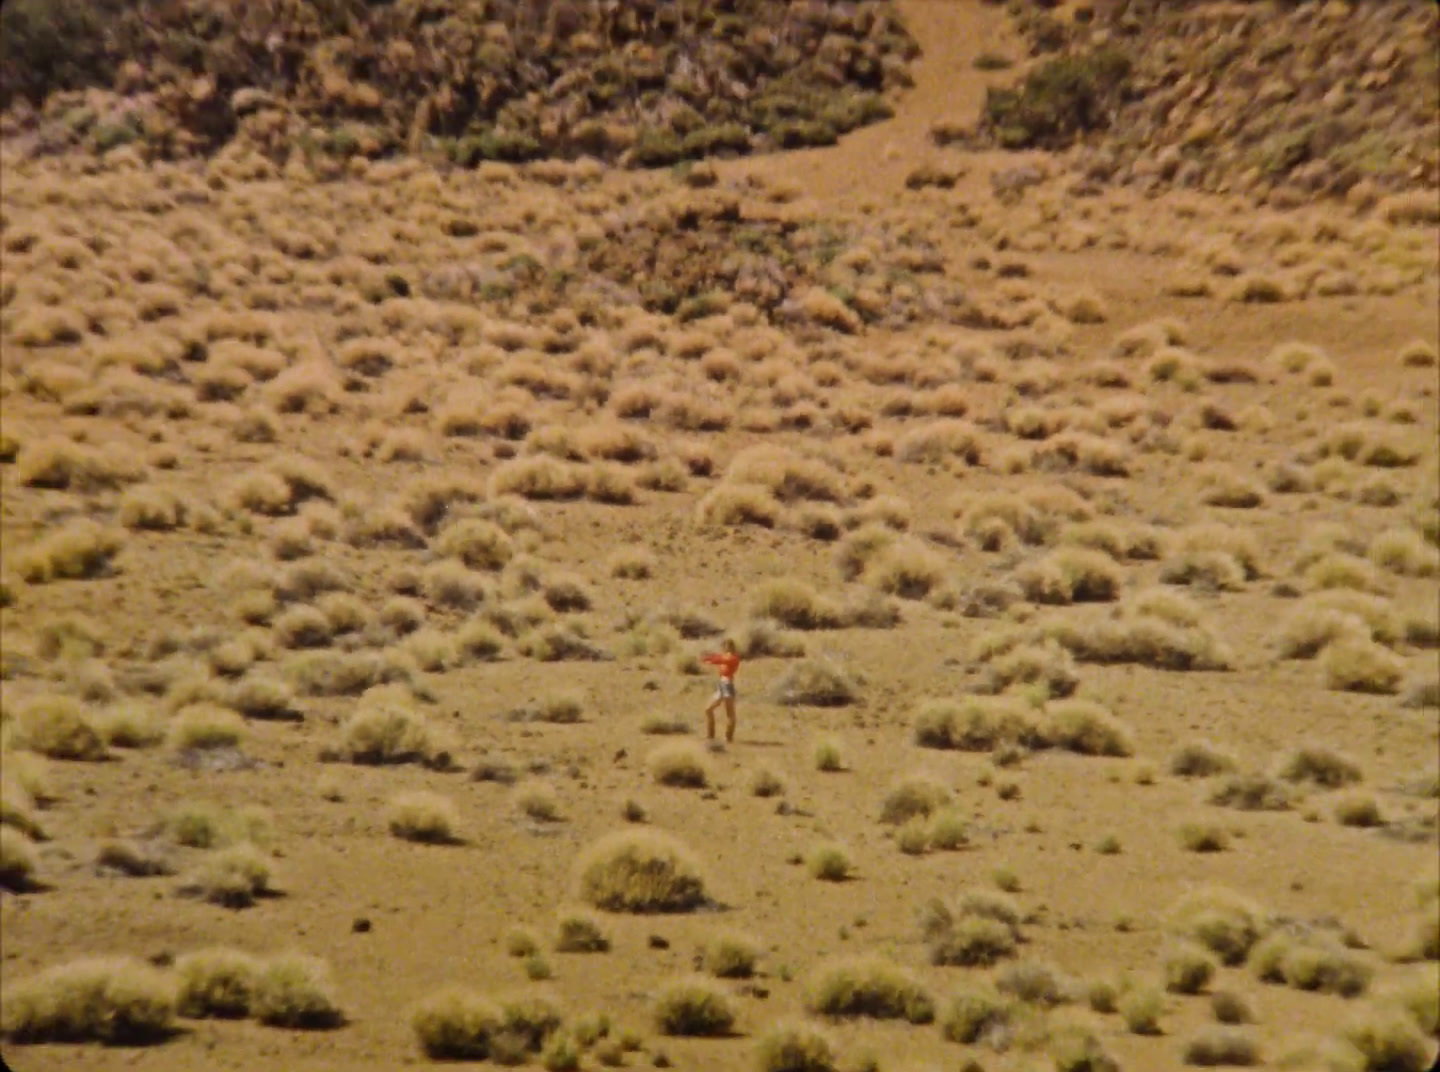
[{"left": 983, "top": 47, "right": 1132, "bottom": 150}]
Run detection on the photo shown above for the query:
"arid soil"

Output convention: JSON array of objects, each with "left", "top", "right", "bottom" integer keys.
[{"left": 1, "top": 3, "right": 1436, "bottom": 1071}]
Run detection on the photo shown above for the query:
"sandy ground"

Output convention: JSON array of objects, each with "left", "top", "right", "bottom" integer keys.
[{"left": 1, "top": 2, "right": 1437, "bottom": 1071}]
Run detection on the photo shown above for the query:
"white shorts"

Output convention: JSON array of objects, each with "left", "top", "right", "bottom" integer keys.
[{"left": 714, "top": 679, "right": 736, "bottom": 700}]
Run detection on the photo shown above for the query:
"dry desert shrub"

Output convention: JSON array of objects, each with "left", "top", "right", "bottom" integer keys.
[
  {"left": 1118, "top": 982, "right": 1164, "bottom": 1035},
  {"left": 648, "top": 742, "right": 709, "bottom": 788},
  {"left": 93, "top": 702, "right": 166, "bottom": 748},
  {"left": 1337, "top": 1005, "right": 1434, "bottom": 1072},
  {"left": 1368, "top": 529, "right": 1439, "bottom": 577},
  {"left": 174, "top": 949, "right": 262, "bottom": 1019},
  {"left": 895, "top": 419, "right": 984, "bottom": 465},
  {"left": 975, "top": 637, "right": 1080, "bottom": 699},
  {"left": 1179, "top": 820, "right": 1230, "bottom": 853},
  {"left": 516, "top": 621, "right": 610, "bottom": 662},
  {"left": 0, "top": 827, "right": 40, "bottom": 891},
  {"left": 96, "top": 838, "right": 173, "bottom": 878},
  {"left": 735, "top": 618, "right": 806, "bottom": 658},
  {"left": 0, "top": 957, "right": 176, "bottom": 1044},
  {"left": 489, "top": 456, "right": 587, "bottom": 501},
  {"left": 754, "top": 1020, "right": 840, "bottom": 1072},
  {"left": 1333, "top": 792, "right": 1385, "bottom": 828},
  {"left": 178, "top": 843, "right": 273, "bottom": 908},
  {"left": 251, "top": 953, "right": 343, "bottom": 1029},
  {"left": 1172, "top": 741, "right": 1239, "bottom": 778},
  {"left": 555, "top": 911, "right": 609, "bottom": 953},
  {"left": 576, "top": 830, "right": 707, "bottom": 913},
  {"left": 515, "top": 782, "right": 561, "bottom": 822},
  {"left": 118, "top": 485, "right": 186, "bottom": 531},
  {"left": 1322, "top": 637, "right": 1405, "bottom": 694},
  {"left": 1042, "top": 595, "right": 1235, "bottom": 671},
  {"left": 1397, "top": 339, "right": 1438, "bottom": 368},
  {"left": 1210, "top": 772, "right": 1293, "bottom": 812},
  {"left": 1, "top": 778, "right": 47, "bottom": 841},
  {"left": 995, "top": 958, "right": 1073, "bottom": 1007},
  {"left": 922, "top": 890, "right": 1023, "bottom": 967},
  {"left": 15, "top": 520, "right": 125, "bottom": 583},
  {"left": 773, "top": 659, "right": 860, "bottom": 707},
  {"left": 11, "top": 695, "right": 107, "bottom": 761},
  {"left": 834, "top": 523, "right": 898, "bottom": 580},
  {"left": 806, "top": 843, "right": 852, "bottom": 882},
  {"left": 1278, "top": 746, "right": 1362, "bottom": 789},
  {"left": 387, "top": 791, "right": 461, "bottom": 844},
  {"left": 652, "top": 976, "right": 735, "bottom": 1037},
  {"left": 608, "top": 547, "right": 656, "bottom": 579},
  {"left": 863, "top": 539, "right": 947, "bottom": 600},
  {"left": 330, "top": 696, "right": 449, "bottom": 767},
  {"left": 812, "top": 736, "right": 845, "bottom": 772},
  {"left": 704, "top": 933, "right": 759, "bottom": 979},
  {"left": 1182, "top": 1026, "right": 1260, "bottom": 1066},
  {"left": 1059, "top": 520, "right": 1164, "bottom": 561},
  {"left": 725, "top": 446, "right": 846, "bottom": 503},
  {"left": 1250, "top": 930, "right": 1372, "bottom": 997},
  {"left": 805, "top": 957, "right": 934, "bottom": 1023},
  {"left": 1166, "top": 942, "right": 1219, "bottom": 994},
  {"left": 914, "top": 695, "right": 1047, "bottom": 752},
  {"left": 1015, "top": 547, "right": 1123, "bottom": 604},
  {"left": 1046, "top": 700, "right": 1134, "bottom": 757},
  {"left": 1200, "top": 466, "right": 1268, "bottom": 509},
  {"left": 696, "top": 483, "right": 783, "bottom": 528},
  {"left": 940, "top": 983, "right": 1012, "bottom": 1044},
  {"left": 15, "top": 437, "right": 140, "bottom": 491},
  {"left": 436, "top": 518, "right": 513, "bottom": 571},
  {"left": 880, "top": 774, "right": 950, "bottom": 824},
  {"left": 1169, "top": 887, "right": 1268, "bottom": 966}
]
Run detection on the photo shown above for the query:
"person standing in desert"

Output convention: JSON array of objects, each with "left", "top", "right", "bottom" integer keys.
[{"left": 702, "top": 638, "right": 741, "bottom": 743}]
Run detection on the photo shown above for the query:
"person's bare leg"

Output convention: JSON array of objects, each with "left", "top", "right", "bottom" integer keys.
[
  {"left": 724, "top": 697, "right": 737, "bottom": 742},
  {"left": 704, "top": 698, "right": 720, "bottom": 739}
]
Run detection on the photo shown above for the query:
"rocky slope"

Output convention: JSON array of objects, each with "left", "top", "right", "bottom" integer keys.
[{"left": 969, "top": 0, "right": 1439, "bottom": 203}]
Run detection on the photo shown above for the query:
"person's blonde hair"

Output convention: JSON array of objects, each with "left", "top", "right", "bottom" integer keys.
[{"left": 721, "top": 638, "right": 737, "bottom": 654}]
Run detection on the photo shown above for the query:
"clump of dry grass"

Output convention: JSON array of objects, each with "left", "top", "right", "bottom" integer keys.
[
  {"left": 1179, "top": 819, "right": 1230, "bottom": 853},
  {"left": 995, "top": 958, "right": 1074, "bottom": 1007},
  {"left": 15, "top": 520, "right": 125, "bottom": 583},
  {"left": 940, "top": 983, "right": 1012, "bottom": 1044},
  {"left": 880, "top": 774, "right": 951, "bottom": 825},
  {"left": 773, "top": 659, "right": 860, "bottom": 707},
  {"left": 576, "top": 830, "right": 707, "bottom": 913},
  {"left": 0, "top": 957, "right": 176, "bottom": 1044},
  {"left": 251, "top": 953, "right": 343, "bottom": 1029},
  {"left": 174, "top": 948, "right": 261, "bottom": 1019},
  {"left": 749, "top": 579, "right": 847, "bottom": 630},
  {"left": 1210, "top": 772, "right": 1293, "bottom": 812},
  {"left": 178, "top": 843, "right": 274, "bottom": 908},
  {"left": 329, "top": 694, "right": 451, "bottom": 768},
  {"left": 1166, "top": 942, "right": 1219, "bottom": 994},
  {"left": 411, "top": 987, "right": 504, "bottom": 1060},
  {"left": 914, "top": 695, "right": 1048, "bottom": 752},
  {"left": 704, "top": 933, "right": 759, "bottom": 979},
  {"left": 649, "top": 741, "right": 710, "bottom": 788},
  {"left": 1321, "top": 637, "right": 1406, "bottom": 695},
  {"left": 1119, "top": 981, "right": 1165, "bottom": 1035},
  {"left": 15, "top": 437, "right": 140, "bottom": 492},
  {"left": 386, "top": 792, "right": 461, "bottom": 844},
  {"left": 974, "top": 637, "right": 1080, "bottom": 699},
  {"left": 1338, "top": 1005, "right": 1433, "bottom": 1072},
  {"left": 1277, "top": 746, "right": 1362, "bottom": 789},
  {"left": 168, "top": 703, "right": 245, "bottom": 752},
  {"left": 807, "top": 842, "right": 853, "bottom": 882},
  {"left": 1182, "top": 1026, "right": 1260, "bottom": 1066},
  {"left": 805, "top": 956, "right": 935, "bottom": 1023},
  {"left": 555, "top": 910, "right": 610, "bottom": 953},
  {"left": 754, "top": 1020, "right": 840, "bottom": 1072},
  {"left": 1042, "top": 591, "right": 1234, "bottom": 671},
  {"left": 1169, "top": 887, "right": 1268, "bottom": 965},
  {"left": 11, "top": 695, "right": 107, "bottom": 761},
  {"left": 0, "top": 826, "right": 40, "bottom": 891},
  {"left": 1172, "top": 741, "right": 1239, "bottom": 778},
  {"left": 1250, "top": 930, "right": 1373, "bottom": 997},
  {"left": 1046, "top": 700, "right": 1134, "bottom": 757},
  {"left": 922, "top": 889, "right": 1023, "bottom": 967},
  {"left": 1015, "top": 547, "right": 1124, "bottom": 604},
  {"left": 652, "top": 976, "right": 736, "bottom": 1037},
  {"left": 696, "top": 483, "right": 784, "bottom": 528}
]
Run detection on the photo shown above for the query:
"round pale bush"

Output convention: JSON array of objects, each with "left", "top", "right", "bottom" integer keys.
[{"left": 576, "top": 830, "right": 707, "bottom": 913}]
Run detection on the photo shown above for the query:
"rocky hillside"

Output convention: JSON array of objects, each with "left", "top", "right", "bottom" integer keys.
[
  {"left": 968, "top": 0, "right": 1439, "bottom": 203},
  {"left": 0, "top": 0, "right": 917, "bottom": 168}
]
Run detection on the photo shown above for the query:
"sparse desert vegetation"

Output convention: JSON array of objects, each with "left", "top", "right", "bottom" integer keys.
[{"left": 0, "top": 1, "right": 1435, "bottom": 1070}]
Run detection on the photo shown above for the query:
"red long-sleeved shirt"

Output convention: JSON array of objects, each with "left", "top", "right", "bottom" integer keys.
[{"left": 702, "top": 652, "right": 740, "bottom": 680}]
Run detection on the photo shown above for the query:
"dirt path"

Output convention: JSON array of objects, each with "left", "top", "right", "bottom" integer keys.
[{"left": 727, "top": 0, "right": 1018, "bottom": 201}]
